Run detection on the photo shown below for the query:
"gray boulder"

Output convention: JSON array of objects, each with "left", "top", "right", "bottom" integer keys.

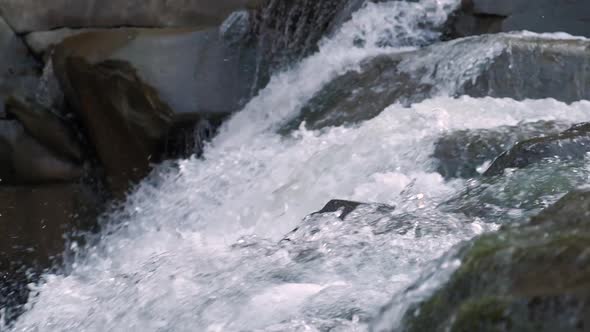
[
  {"left": 0, "top": 0, "right": 264, "bottom": 34},
  {"left": 52, "top": 27, "right": 247, "bottom": 195}
]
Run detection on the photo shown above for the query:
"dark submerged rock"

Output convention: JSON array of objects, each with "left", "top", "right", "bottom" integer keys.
[
  {"left": 484, "top": 122, "right": 590, "bottom": 176},
  {"left": 434, "top": 121, "right": 569, "bottom": 179},
  {"left": 394, "top": 189, "right": 590, "bottom": 332}
]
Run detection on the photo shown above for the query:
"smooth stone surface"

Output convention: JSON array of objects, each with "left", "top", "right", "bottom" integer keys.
[
  {"left": 0, "top": 0, "right": 264, "bottom": 34},
  {"left": 54, "top": 28, "right": 257, "bottom": 114}
]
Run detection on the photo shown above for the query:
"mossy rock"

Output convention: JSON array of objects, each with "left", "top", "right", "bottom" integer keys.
[{"left": 399, "top": 190, "right": 590, "bottom": 332}]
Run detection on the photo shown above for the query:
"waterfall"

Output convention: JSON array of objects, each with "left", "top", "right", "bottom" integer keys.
[{"left": 7, "top": 1, "right": 590, "bottom": 331}]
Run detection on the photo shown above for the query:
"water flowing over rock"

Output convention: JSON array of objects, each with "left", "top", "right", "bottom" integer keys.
[
  {"left": 284, "top": 33, "right": 590, "bottom": 131},
  {"left": 0, "top": 0, "right": 264, "bottom": 34},
  {"left": 484, "top": 122, "right": 590, "bottom": 177},
  {"left": 5, "top": 0, "right": 590, "bottom": 331},
  {"left": 433, "top": 121, "right": 569, "bottom": 179},
  {"left": 250, "top": 0, "right": 362, "bottom": 85},
  {"left": 390, "top": 189, "right": 590, "bottom": 332}
]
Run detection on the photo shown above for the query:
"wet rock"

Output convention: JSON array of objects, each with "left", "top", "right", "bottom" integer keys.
[
  {"left": 0, "top": 0, "right": 264, "bottom": 34},
  {"left": 484, "top": 122, "right": 590, "bottom": 176},
  {"left": 0, "top": 183, "right": 101, "bottom": 321},
  {"left": 0, "top": 120, "right": 83, "bottom": 184},
  {"left": 434, "top": 121, "right": 568, "bottom": 179},
  {"left": 5, "top": 95, "right": 83, "bottom": 162},
  {"left": 0, "top": 15, "right": 40, "bottom": 100},
  {"left": 447, "top": 0, "right": 590, "bottom": 39},
  {"left": 283, "top": 34, "right": 590, "bottom": 131},
  {"left": 53, "top": 28, "right": 251, "bottom": 195},
  {"left": 396, "top": 189, "right": 590, "bottom": 332},
  {"left": 281, "top": 53, "right": 433, "bottom": 132}
]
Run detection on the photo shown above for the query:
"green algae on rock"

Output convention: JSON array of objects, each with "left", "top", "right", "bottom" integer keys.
[{"left": 398, "top": 190, "right": 590, "bottom": 332}]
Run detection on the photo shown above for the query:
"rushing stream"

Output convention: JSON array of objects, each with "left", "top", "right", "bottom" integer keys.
[{"left": 6, "top": 1, "right": 590, "bottom": 331}]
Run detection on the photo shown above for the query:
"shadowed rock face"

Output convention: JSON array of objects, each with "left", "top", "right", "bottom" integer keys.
[
  {"left": 394, "top": 189, "right": 590, "bottom": 332},
  {"left": 446, "top": 0, "right": 590, "bottom": 39},
  {"left": 60, "top": 57, "right": 175, "bottom": 196},
  {"left": 281, "top": 34, "right": 590, "bottom": 132},
  {"left": 0, "top": 0, "right": 265, "bottom": 34},
  {"left": 5, "top": 95, "right": 83, "bottom": 162},
  {"left": 484, "top": 123, "right": 590, "bottom": 177},
  {"left": 0, "top": 16, "right": 39, "bottom": 102}
]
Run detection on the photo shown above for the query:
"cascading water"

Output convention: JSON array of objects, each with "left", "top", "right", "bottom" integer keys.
[{"left": 6, "top": 1, "right": 590, "bottom": 331}]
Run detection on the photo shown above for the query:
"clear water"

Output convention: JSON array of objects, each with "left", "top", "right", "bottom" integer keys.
[{"left": 7, "top": 1, "right": 590, "bottom": 331}]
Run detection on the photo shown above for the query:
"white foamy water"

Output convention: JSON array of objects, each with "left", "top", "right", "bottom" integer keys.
[{"left": 8, "top": 1, "right": 590, "bottom": 331}]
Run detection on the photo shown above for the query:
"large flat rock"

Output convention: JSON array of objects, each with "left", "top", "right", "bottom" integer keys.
[{"left": 0, "top": 0, "right": 264, "bottom": 34}]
